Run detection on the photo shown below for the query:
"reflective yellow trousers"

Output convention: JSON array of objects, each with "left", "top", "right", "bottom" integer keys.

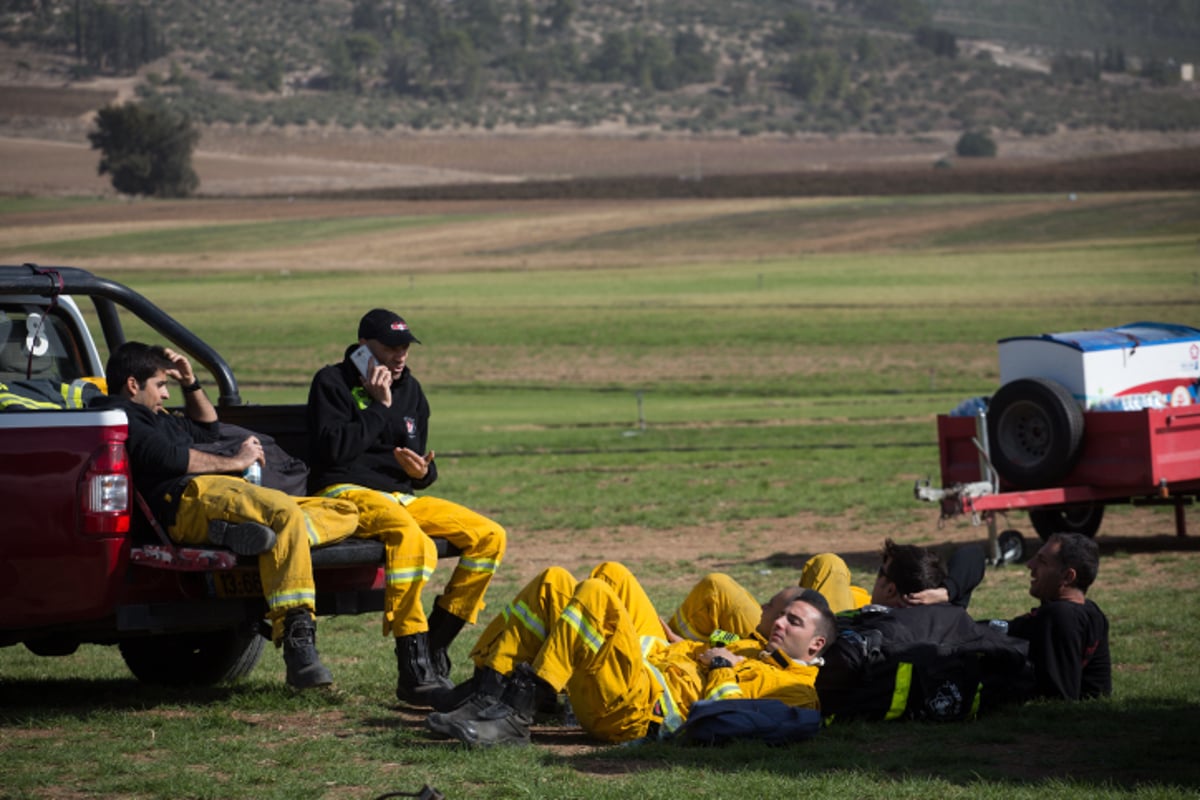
[
  {"left": 168, "top": 475, "right": 360, "bottom": 641},
  {"left": 668, "top": 553, "right": 871, "bottom": 642},
  {"left": 318, "top": 485, "right": 506, "bottom": 637},
  {"left": 470, "top": 561, "right": 670, "bottom": 743}
]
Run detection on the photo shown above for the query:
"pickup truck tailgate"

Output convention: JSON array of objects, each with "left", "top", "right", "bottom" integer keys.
[{"left": 0, "top": 409, "right": 130, "bottom": 628}]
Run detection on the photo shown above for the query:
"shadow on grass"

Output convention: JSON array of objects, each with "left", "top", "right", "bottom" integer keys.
[
  {"left": 0, "top": 676, "right": 321, "bottom": 722},
  {"left": 554, "top": 696, "right": 1200, "bottom": 789}
]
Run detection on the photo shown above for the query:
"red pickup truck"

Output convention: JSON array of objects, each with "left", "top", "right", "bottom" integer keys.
[{"left": 0, "top": 264, "right": 454, "bottom": 686}]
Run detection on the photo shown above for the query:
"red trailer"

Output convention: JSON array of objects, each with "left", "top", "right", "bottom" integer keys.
[{"left": 916, "top": 322, "right": 1200, "bottom": 564}]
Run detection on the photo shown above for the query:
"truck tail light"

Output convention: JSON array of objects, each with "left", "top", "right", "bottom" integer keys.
[{"left": 80, "top": 441, "right": 131, "bottom": 535}]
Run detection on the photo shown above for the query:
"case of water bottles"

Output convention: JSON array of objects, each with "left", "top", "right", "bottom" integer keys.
[{"left": 997, "top": 321, "right": 1200, "bottom": 411}]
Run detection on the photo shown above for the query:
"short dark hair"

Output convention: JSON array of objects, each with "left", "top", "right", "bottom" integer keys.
[
  {"left": 881, "top": 538, "right": 947, "bottom": 596},
  {"left": 105, "top": 341, "right": 172, "bottom": 395},
  {"left": 796, "top": 588, "right": 838, "bottom": 656},
  {"left": 1048, "top": 532, "right": 1100, "bottom": 592}
]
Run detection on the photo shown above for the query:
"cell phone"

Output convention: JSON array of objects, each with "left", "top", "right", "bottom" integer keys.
[{"left": 350, "top": 345, "right": 374, "bottom": 378}]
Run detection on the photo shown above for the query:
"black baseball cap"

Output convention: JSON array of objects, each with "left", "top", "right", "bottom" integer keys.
[{"left": 358, "top": 308, "right": 421, "bottom": 346}]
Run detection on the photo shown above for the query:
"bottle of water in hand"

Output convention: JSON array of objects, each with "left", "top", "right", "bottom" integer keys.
[{"left": 243, "top": 462, "right": 262, "bottom": 485}]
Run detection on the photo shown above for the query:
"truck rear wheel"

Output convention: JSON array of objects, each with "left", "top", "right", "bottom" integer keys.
[
  {"left": 987, "top": 377, "right": 1084, "bottom": 489},
  {"left": 119, "top": 623, "right": 265, "bottom": 687}
]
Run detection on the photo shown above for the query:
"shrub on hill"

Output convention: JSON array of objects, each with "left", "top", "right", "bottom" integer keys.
[{"left": 955, "top": 130, "right": 997, "bottom": 158}]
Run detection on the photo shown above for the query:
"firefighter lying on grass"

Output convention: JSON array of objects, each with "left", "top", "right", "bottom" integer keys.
[{"left": 421, "top": 561, "right": 836, "bottom": 747}]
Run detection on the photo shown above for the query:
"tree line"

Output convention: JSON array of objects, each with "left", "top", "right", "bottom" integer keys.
[
  {"left": 68, "top": 0, "right": 166, "bottom": 76},
  {"left": 318, "top": 0, "right": 718, "bottom": 100}
]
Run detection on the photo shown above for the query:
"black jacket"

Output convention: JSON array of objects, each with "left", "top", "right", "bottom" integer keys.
[
  {"left": 816, "top": 603, "right": 1033, "bottom": 722},
  {"left": 306, "top": 344, "right": 438, "bottom": 494}
]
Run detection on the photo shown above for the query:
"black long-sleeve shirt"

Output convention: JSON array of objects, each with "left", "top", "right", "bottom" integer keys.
[
  {"left": 1008, "top": 598, "right": 1111, "bottom": 700},
  {"left": 90, "top": 395, "right": 219, "bottom": 528},
  {"left": 944, "top": 543, "right": 986, "bottom": 608},
  {"left": 306, "top": 345, "right": 438, "bottom": 494}
]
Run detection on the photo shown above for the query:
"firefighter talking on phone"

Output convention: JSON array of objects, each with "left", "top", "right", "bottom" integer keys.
[{"left": 306, "top": 308, "right": 507, "bottom": 708}]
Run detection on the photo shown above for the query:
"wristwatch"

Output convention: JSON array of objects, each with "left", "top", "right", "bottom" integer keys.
[
  {"left": 181, "top": 379, "right": 202, "bottom": 393},
  {"left": 709, "top": 655, "right": 732, "bottom": 670}
]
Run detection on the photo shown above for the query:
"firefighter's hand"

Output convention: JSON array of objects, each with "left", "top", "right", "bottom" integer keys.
[
  {"left": 903, "top": 586, "right": 951, "bottom": 606},
  {"left": 361, "top": 360, "right": 393, "bottom": 407},
  {"left": 237, "top": 436, "right": 265, "bottom": 470},
  {"left": 163, "top": 347, "right": 196, "bottom": 387},
  {"left": 394, "top": 447, "right": 433, "bottom": 479},
  {"left": 699, "top": 647, "right": 743, "bottom": 667}
]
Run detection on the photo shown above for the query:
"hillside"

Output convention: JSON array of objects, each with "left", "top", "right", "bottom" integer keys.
[
  {"left": 2, "top": 0, "right": 1200, "bottom": 197},
  {"left": 4, "top": 0, "right": 1200, "bottom": 136}
]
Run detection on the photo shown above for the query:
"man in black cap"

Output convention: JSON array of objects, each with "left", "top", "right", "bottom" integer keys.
[{"left": 306, "top": 309, "right": 507, "bottom": 707}]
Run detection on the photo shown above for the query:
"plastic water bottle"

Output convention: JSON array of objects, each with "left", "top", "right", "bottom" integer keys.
[
  {"left": 988, "top": 619, "right": 1009, "bottom": 635},
  {"left": 243, "top": 462, "right": 262, "bottom": 485}
]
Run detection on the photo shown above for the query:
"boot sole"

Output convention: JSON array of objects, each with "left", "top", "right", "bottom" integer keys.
[
  {"left": 208, "top": 520, "right": 277, "bottom": 556},
  {"left": 396, "top": 686, "right": 451, "bottom": 708},
  {"left": 447, "top": 718, "right": 532, "bottom": 748},
  {"left": 287, "top": 668, "right": 334, "bottom": 690},
  {"left": 425, "top": 697, "right": 497, "bottom": 737}
]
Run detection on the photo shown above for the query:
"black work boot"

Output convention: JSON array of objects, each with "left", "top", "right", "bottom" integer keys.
[
  {"left": 448, "top": 663, "right": 544, "bottom": 748},
  {"left": 208, "top": 519, "right": 277, "bottom": 555},
  {"left": 395, "top": 632, "right": 453, "bottom": 707},
  {"left": 426, "top": 666, "right": 508, "bottom": 736},
  {"left": 282, "top": 608, "right": 333, "bottom": 690},
  {"left": 429, "top": 661, "right": 506, "bottom": 713},
  {"left": 426, "top": 601, "right": 467, "bottom": 680}
]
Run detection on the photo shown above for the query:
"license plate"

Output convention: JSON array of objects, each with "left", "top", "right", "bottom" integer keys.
[{"left": 211, "top": 570, "right": 264, "bottom": 598}]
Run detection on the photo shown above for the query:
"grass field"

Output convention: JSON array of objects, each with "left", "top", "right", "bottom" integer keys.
[{"left": 2, "top": 191, "right": 1200, "bottom": 799}]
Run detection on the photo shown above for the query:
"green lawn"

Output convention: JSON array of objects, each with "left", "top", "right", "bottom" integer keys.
[{"left": 2, "top": 191, "right": 1199, "bottom": 799}]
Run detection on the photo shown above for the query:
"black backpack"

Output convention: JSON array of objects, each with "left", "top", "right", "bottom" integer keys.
[{"left": 815, "top": 604, "right": 1033, "bottom": 723}]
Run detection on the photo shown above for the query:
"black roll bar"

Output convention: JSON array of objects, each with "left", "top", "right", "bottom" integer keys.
[{"left": 0, "top": 265, "right": 242, "bottom": 406}]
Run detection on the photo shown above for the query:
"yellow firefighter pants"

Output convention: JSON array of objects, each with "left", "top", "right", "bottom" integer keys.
[
  {"left": 317, "top": 485, "right": 506, "bottom": 637},
  {"left": 468, "top": 561, "right": 662, "bottom": 677},
  {"left": 800, "top": 553, "right": 871, "bottom": 613},
  {"left": 535, "top": 570, "right": 676, "bottom": 743},
  {"left": 469, "top": 561, "right": 670, "bottom": 743},
  {"left": 168, "top": 475, "right": 360, "bottom": 642},
  {"left": 668, "top": 553, "right": 871, "bottom": 643}
]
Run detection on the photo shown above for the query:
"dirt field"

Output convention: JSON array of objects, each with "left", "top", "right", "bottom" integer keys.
[
  {"left": 5, "top": 76, "right": 1200, "bottom": 199},
  {"left": 488, "top": 506, "right": 1191, "bottom": 598},
  {"left": 0, "top": 186, "right": 1173, "bottom": 275}
]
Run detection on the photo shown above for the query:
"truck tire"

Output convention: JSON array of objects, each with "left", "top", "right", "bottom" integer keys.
[
  {"left": 987, "top": 377, "right": 1084, "bottom": 489},
  {"left": 1028, "top": 503, "right": 1105, "bottom": 541},
  {"left": 119, "top": 623, "right": 265, "bottom": 687}
]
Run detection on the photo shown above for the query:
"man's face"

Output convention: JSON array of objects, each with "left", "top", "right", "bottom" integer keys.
[
  {"left": 768, "top": 599, "right": 826, "bottom": 662},
  {"left": 870, "top": 558, "right": 899, "bottom": 606},
  {"left": 1027, "top": 540, "right": 1067, "bottom": 601},
  {"left": 362, "top": 339, "right": 410, "bottom": 379},
  {"left": 757, "top": 587, "right": 802, "bottom": 639},
  {"left": 129, "top": 368, "right": 170, "bottom": 412}
]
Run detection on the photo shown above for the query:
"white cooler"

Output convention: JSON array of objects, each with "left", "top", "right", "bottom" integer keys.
[{"left": 997, "top": 321, "right": 1200, "bottom": 410}]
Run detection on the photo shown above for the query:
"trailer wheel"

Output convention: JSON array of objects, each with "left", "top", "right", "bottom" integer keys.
[
  {"left": 1028, "top": 503, "right": 1105, "bottom": 541},
  {"left": 987, "top": 377, "right": 1084, "bottom": 488},
  {"left": 997, "top": 529, "right": 1026, "bottom": 564}
]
